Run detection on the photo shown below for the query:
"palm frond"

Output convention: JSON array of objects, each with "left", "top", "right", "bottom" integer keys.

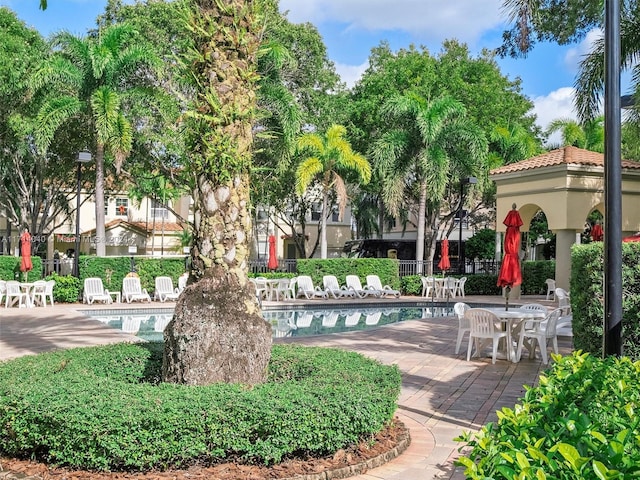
[
  {"left": 91, "top": 86, "right": 121, "bottom": 145},
  {"left": 35, "top": 96, "right": 83, "bottom": 151},
  {"left": 295, "top": 156, "right": 323, "bottom": 195}
]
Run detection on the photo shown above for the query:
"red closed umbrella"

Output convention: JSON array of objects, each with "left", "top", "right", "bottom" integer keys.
[
  {"left": 623, "top": 232, "right": 640, "bottom": 242},
  {"left": 591, "top": 222, "right": 603, "bottom": 242},
  {"left": 497, "top": 205, "right": 523, "bottom": 310},
  {"left": 20, "top": 228, "right": 33, "bottom": 276},
  {"left": 267, "top": 235, "right": 278, "bottom": 270},
  {"left": 438, "top": 238, "right": 450, "bottom": 272}
]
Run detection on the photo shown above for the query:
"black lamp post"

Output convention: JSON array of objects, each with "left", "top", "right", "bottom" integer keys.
[
  {"left": 73, "top": 151, "right": 92, "bottom": 277},
  {"left": 458, "top": 176, "right": 477, "bottom": 274}
]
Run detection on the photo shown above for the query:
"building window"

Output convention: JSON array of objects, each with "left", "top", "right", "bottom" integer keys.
[
  {"left": 116, "top": 198, "right": 128, "bottom": 216},
  {"left": 311, "top": 204, "right": 321, "bottom": 221},
  {"left": 151, "top": 199, "right": 168, "bottom": 219},
  {"left": 104, "top": 197, "right": 110, "bottom": 216},
  {"left": 331, "top": 210, "right": 340, "bottom": 222}
]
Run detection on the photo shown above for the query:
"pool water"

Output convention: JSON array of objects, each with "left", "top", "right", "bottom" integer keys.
[{"left": 80, "top": 304, "right": 456, "bottom": 342}]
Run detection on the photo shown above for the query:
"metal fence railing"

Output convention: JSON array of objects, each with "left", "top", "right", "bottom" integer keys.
[{"left": 249, "top": 258, "right": 500, "bottom": 277}]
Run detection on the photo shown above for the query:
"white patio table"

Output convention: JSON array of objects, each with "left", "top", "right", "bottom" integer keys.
[{"left": 483, "top": 307, "right": 546, "bottom": 362}]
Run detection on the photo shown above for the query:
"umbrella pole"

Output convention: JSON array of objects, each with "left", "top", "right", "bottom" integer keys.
[{"left": 505, "top": 286, "right": 510, "bottom": 311}]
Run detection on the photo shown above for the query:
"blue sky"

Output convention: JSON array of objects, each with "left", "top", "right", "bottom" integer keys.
[{"left": 1, "top": 0, "right": 603, "bottom": 139}]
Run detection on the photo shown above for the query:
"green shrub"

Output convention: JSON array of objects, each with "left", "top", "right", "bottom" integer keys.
[
  {"left": 44, "top": 273, "right": 81, "bottom": 303},
  {"left": 456, "top": 352, "right": 640, "bottom": 479},
  {"left": 296, "top": 258, "right": 400, "bottom": 290},
  {"left": 78, "top": 256, "right": 131, "bottom": 293},
  {"left": 135, "top": 257, "right": 187, "bottom": 293},
  {"left": 521, "top": 260, "right": 556, "bottom": 295},
  {"left": 0, "top": 343, "right": 401, "bottom": 471},
  {"left": 401, "top": 275, "right": 422, "bottom": 295}
]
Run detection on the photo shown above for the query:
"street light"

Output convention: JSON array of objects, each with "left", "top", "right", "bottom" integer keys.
[
  {"left": 458, "top": 176, "right": 477, "bottom": 274},
  {"left": 73, "top": 151, "right": 92, "bottom": 277}
]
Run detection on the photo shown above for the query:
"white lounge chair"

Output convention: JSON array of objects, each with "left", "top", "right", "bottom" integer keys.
[
  {"left": 83, "top": 277, "right": 112, "bottom": 304},
  {"left": 154, "top": 276, "right": 179, "bottom": 302},
  {"left": 122, "top": 277, "right": 151, "bottom": 303},
  {"left": 365, "top": 311, "right": 382, "bottom": 325},
  {"left": 346, "top": 275, "right": 380, "bottom": 298},
  {"left": 344, "top": 311, "right": 362, "bottom": 326},
  {"left": 323, "top": 275, "right": 355, "bottom": 299},
  {"left": 296, "top": 275, "right": 328, "bottom": 299},
  {"left": 365, "top": 275, "right": 400, "bottom": 298}
]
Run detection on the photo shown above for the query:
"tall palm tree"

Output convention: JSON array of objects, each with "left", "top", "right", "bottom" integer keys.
[
  {"left": 31, "top": 24, "right": 161, "bottom": 256},
  {"left": 371, "top": 94, "right": 487, "bottom": 273},
  {"left": 296, "top": 124, "right": 371, "bottom": 258},
  {"left": 546, "top": 116, "right": 604, "bottom": 152}
]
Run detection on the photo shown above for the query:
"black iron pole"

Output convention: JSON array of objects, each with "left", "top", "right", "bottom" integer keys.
[
  {"left": 458, "top": 182, "right": 464, "bottom": 275},
  {"left": 72, "top": 161, "right": 81, "bottom": 277},
  {"left": 604, "top": 0, "right": 623, "bottom": 356}
]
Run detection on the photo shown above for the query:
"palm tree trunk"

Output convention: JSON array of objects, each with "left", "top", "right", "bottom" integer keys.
[
  {"left": 162, "top": 0, "right": 271, "bottom": 386},
  {"left": 94, "top": 144, "right": 106, "bottom": 257},
  {"left": 321, "top": 189, "right": 328, "bottom": 258},
  {"left": 378, "top": 196, "right": 384, "bottom": 239},
  {"left": 415, "top": 180, "right": 428, "bottom": 274}
]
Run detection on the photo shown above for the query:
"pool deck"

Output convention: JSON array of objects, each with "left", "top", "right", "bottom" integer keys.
[{"left": 0, "top": 294, "right": 573, "bottom": 479}]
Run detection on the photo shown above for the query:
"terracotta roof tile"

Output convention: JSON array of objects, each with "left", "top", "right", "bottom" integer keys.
[
  {"left": 490, "top": 146, "right": 640, "bottom": 175},
  {"left": 83, "top": 219, "right": 184, "bottom": 235}
]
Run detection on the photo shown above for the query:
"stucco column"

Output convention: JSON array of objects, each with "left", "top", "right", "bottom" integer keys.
[
  {"left": 495, "top": 232, "right": 502, "bottom": 261},
  {"left": 555, "top": 229, "right": 577, "bottom": 291}
]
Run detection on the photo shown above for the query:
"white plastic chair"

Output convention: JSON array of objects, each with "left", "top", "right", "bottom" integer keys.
[
  {"left": 83, "top": 278, "right": 112, "bottom": 304},
  {"left": 32, "top": 280, "right": 55, "bottom": 307},
  {"left": 365, "top": 275, "right": 400, "bottom": 298},
  {"left": 345, "top": 275, "right": 379, "bottom": 298},
  {"left": 465, "top": 308, "right": 508, "bottom": 364},
  {"left": 455, "top": 277, "right": 467, "bottom": 298},
  {"left": 516, "top": 308, "right": 562, "bottom": 364},
  {"left": 122, "top": 277, "right": 151, "bottom": 303},
  {"left": 545, "top": 279, "right": 556, "bottom": 300},
  {"left": 323, "top": 275, "right": 355, "bottom": 299},
  {"left": 250, "top": 277, "right": 269, "bottom": 300},
  {"left": 421, "top": 276, "right": 435, "bottom": 297},
  {"left": 5, "top": 281, "right": 29, "bottom": 308},
  {"left": 555, "top": 288, "right": 571, "bottom": 315},
  {"left": 296, "top": 276, "right": 328, "bottom": 299},
  {"left": 178, "top": 274, "right": 188, "bottom": 293},
  {"left": 273, "top": 278, "right": 295, "bottom": 301},
  {"left": 154, "top": 276, "right": 179, "bottom": 302},
  {"left": 0, "top": 280, "right": 5, "bottom": 306},
  {"left": 453, "top": 302, "right": 471, "bottom": 354}
]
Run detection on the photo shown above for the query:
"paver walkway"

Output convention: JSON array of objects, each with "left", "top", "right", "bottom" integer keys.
[{"left": 0, "top": 296, "right": 573, "bottom": 479}]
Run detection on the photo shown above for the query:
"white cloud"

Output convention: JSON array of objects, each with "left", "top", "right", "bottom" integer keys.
[
  {"left": 334, "top": 60, "right": 368, "bottom": 88},
  {"left": 280, "top": 0, "right": 505, "bottom": 46},
  {"left": 564, "top": 28, "right": 602, "bottom": 73},
  {"left": 531, "top": 87, "right": 578, "bottom": 145}
]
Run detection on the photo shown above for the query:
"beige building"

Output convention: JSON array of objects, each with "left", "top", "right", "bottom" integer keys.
[{"left": 490, "top": 146, "right": 640, "bottom": 290}]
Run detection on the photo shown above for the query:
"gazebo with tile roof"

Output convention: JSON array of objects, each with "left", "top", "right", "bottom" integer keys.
[{"left": 490, "top": 146, "right": 640, "bottom": 290}]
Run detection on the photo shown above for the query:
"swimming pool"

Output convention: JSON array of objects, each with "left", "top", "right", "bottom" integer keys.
[{"left": 80, "top": 303, "right": 458, "bottom": 342}]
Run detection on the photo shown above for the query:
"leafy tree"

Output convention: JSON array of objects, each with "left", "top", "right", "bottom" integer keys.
[
  {"left": 31, "top": 24, "right": 163, "bottom": 257},
  {"left": 371, "top": 94, "right": 487, "bottom": 272},
  {"left": 0, "top": 7, "right": 84, "bottom": 254},
  {"left": 296, "top": 124, "right": 371, "bottom": 258},
  {"left": 465, "top": 228, "right": 496, "bottom": 260}
]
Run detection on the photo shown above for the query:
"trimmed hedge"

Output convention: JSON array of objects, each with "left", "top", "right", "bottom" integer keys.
[
  {"left": 521, "top": 260, "right": 556, "bottom": 295},
  {"left": 44, "top": 273, "right": 81, "bottom": 303},
  {"left": 571, "top": 242, "right": 640, "bottom": 360},
  {"left": 456, "top": 352, "right": 640, "bottom": 479},
  {"left": 296, "top": 258, "right": 400, "bottom": 290},
  {"left": 0, "top": 256, "right": 43, "bottom": 282},
  {"left": 0, "top": 343, "right": 401, "bottom": 471}
]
